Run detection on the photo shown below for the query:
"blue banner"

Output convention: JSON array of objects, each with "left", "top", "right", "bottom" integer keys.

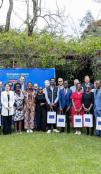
[{"left": 0, "top": 68, "right": 55, "bottom": 87}]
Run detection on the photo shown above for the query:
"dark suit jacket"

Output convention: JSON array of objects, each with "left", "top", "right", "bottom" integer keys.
[{"left": 59, "top": 88, "right": 72, "bottom": 109}]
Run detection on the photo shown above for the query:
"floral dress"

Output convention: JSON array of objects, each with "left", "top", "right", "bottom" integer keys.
[{"left": 14, "top": 92, "right": 24, "bottom": 122}]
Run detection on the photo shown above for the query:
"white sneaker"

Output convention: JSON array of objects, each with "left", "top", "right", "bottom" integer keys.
[
  {"left": 27, "top": 129, "right": 30, "bottom": 133},
  {"left": 74, "top": 131, "right": 78, "bottom": 135},
  {"left": 18, "top": 131, "right": 22, "bottom": 134},
  {"left": 53, "top": 129, "right": 60, "bottom": 133},
  {"left": 19, "top": 132, "right": 22, "bottom": 134},
  {"left": 16, "top": 132, "right": 19, "bottom": 135},
  {"left": 47, "top": 130, "right": 51, "bottom": 134},
  {"left": 78, "top": 131, "right": 81, "bottom": 135},
  {"left": 30, "top": 129, "right": 33, "bottom": 133}
]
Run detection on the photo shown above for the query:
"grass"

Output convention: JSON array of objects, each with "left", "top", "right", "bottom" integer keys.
[{"left": 0, "top": 132, "right": 101, "bottom": 174}]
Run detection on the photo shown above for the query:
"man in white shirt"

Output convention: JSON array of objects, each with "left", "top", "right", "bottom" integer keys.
[
  {"left": 70, "top": 79, "right": 79, "bottom": 92},
  {"left": 19, "top": 75, "right": 25, "bottom": 92}
]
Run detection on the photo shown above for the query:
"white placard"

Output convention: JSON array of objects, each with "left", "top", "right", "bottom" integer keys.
[
  {"left": 74, "top": 115, "right": 82, "bottom": 128},
  {"left": 57, "top": 115, "right": 66, "bottom": 127},
  {"left": 96, "top": 117, "right": 101, "bottom": 130},
  {"left": 84, "top": 114, "right": 93, "bottom": 127},
  {"left": 47, "top": 111, "right": 56, "bottom": 124}
]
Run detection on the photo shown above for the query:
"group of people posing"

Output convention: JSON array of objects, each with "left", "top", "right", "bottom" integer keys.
[{"left": 0, "top": 75, "right": 101, "bottom": 137}]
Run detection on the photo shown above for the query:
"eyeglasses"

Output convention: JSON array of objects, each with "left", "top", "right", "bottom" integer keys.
[{"left": 58, "top": 81, "right": 63, "bottom": 82}]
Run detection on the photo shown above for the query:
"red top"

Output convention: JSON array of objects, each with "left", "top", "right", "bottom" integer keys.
[
  {"left": 70, "top": 91, "right": 83, "bottom": 110},
  {"left": 70, "top": 91, "right": 84, "bottom": 126}
]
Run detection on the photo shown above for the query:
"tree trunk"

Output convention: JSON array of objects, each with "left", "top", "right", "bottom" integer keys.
[
  {"left": 0, "top": 0, "right": 3, "bottom": 8},
  {"left": 28, "top": 0, "right": 39, "bottom": 36},
  {"left": 5, "top": 0, "right": 13, "bottom": 32}
]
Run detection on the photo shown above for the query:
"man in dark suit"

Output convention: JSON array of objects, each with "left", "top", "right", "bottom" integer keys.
[
  {"left": 59, "top": 81, "right": 72, "bottom": 132},
  {"left": 82, "top": 75, "right": 94, "bottom": 92}
]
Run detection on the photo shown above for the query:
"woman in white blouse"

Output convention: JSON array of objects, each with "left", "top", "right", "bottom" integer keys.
[{"left": 1, "top": 83, "right": 15, "bottom": 135}]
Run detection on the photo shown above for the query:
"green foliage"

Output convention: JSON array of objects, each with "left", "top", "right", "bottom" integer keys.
[
  {"left": 82, "top": 19, "right": 101, "bottom": 38},
  {"left": 0, "top": 31, "right": 101, "bottom": 80}
]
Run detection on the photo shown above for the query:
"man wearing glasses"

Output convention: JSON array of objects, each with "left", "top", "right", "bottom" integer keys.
[{"left": 58, "top": 78, "right": 64, "bottom": 90}]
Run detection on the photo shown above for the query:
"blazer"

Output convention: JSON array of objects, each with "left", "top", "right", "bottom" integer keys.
[
  {"left": 1, "top": 91, "right": 15, "bottom": 116},
  {"left": 94, "top": 88, "right": 101, "bottom": 114},
  {"left": 59, "top": 88, "right": 72, "bottom": 109},
  {"left": 82, "top": 82, "right": 94, "bottom": 92}
]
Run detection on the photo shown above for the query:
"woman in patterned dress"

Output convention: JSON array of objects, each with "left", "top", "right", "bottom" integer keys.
[
  {"left": 24, "top": 82, "right": 36, "bottom": 133},
  {"left": 14, "top": 83, "right": 24, "bottom": 134}
]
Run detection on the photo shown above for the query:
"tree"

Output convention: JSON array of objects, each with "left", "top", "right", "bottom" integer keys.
[
  {"left": 25, "top": 0, "right": 41, "bottom": 36},
  {"left": 81, "top": 19, "right": 101, "bottom": 37},
  {"left": 5, "top": 0, "right": 13, "bottom": 31},
  {"left": 25, "top": 0, "right": 66, "bottom": 36},
  {"left": 0, "top": 0, "right": 3, "bottom": 8},
  {"left": 80, "top": 11, "right": 94, "bottom": 28}
]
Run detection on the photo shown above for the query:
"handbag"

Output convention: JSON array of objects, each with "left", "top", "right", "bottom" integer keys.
[
  {"left": 96, "top": 117, "right": 101, "bottom": 130},
  {"left": 74, "top": 115, "right": 82, "bottom": 128},
  {"left": 83, "top": 113, "right": 93, "bottom": 127},
  {"left": 57, "top": 114, "right": 66, "bottom": 127},
  {"left": 47, "top": 111, "right": 56, "bottom": 124}
]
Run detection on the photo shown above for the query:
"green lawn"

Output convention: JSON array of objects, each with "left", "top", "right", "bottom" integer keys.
[{"left": 0, "top": 132, "right": 101, "bottom": 174}]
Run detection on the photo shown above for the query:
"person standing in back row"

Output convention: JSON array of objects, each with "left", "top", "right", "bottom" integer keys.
[
  {"left": 19, "top": 75, "right": 26, "bottom": 92},
  {"left": 70, "top": 79, "right": 80, "bottom": 92},
  {"left": 82, "top": 75, "right": 94, "bottom": 92}
]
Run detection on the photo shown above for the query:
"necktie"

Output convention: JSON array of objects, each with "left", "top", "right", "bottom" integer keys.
[
  {"left": 7, "top": 93, "right": 10, "bottom": 115},
  {"left": 7, "top": 94, "right": 10, "bottom": 102},
  {"left": 64, "top": 89, "right": 66, "bottom": 96},
  {"left": 96, "top": 89, "right": 98, "bottom": 96}
]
